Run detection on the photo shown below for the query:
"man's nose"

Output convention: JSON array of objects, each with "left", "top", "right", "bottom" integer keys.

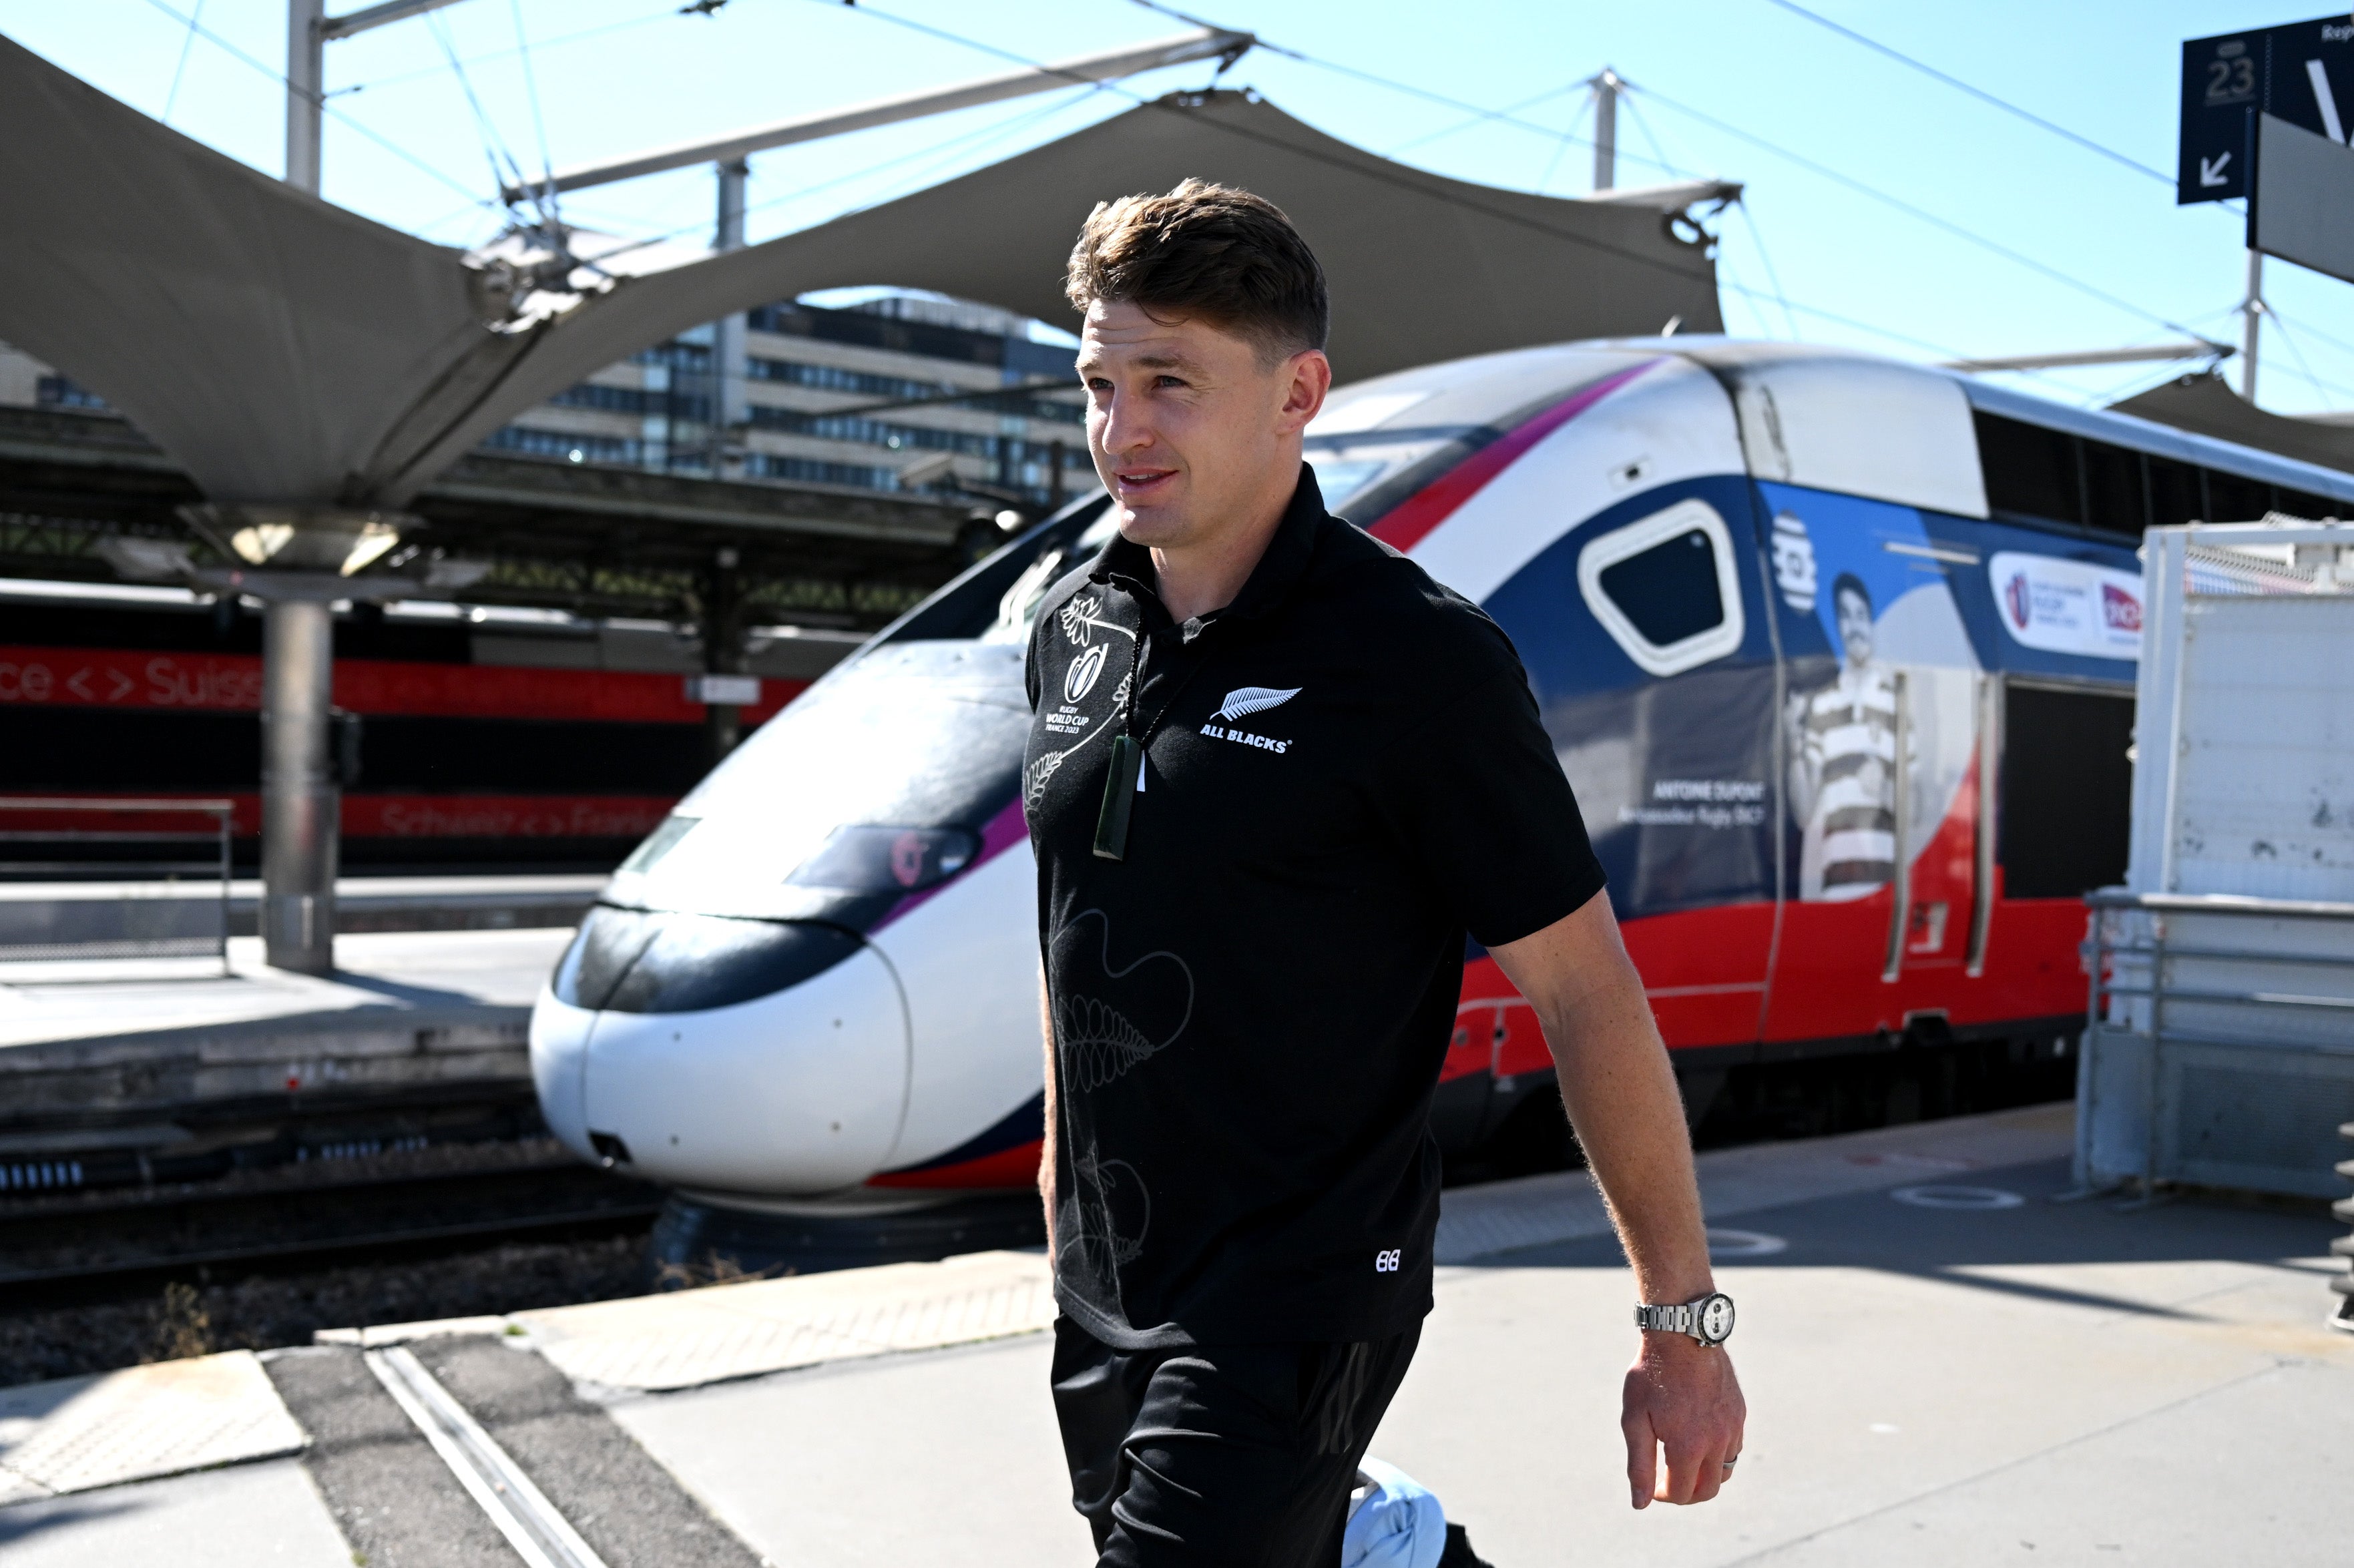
[{"left": 1098, "top": 393, "right": 1154, "bottom": 456}]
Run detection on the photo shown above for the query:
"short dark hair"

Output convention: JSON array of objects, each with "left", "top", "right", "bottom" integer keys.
[
  {"left": 1064, "top": 178, "right": 1329, "bottom": 364},
  {"left": 1832, "top": 572, "right": 1871, "bottom": 612}
]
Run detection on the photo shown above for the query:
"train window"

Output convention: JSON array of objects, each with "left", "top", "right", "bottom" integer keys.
[
  {"left": 2205, "top": 469, "right": 2272, "bottom": 524},
  {"left": 619, "top": 814, "right": 700, "bottom": 875},
  {"left": 1999, "top": 684, "right": 2134, "bottom": 899},
  {"left": 1975, "top": 411, "right": 2081, "bottom": 525},
  {"left": 2080, "top": 440, "right": 2146, "bottom": 537},
  {"left": 787, "top": 824, "right": 978, "bottom": 892},
  {"left": 1576, "top": 498, "right": 1746, "bottom": 676},
  {"left": 2276, "top": 485, "right": 2343, "bottom": 521},
  {"left": 2147, "top": 456, "right": 2204, "bottom": 527}
]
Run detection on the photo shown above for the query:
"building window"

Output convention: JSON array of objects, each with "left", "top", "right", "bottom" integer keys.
[
  {"left": 35, "top": 374, "right": 109, "bottom": 411},
  {"left": 484, "top": 426, "right": 643, "bottom": 465}
]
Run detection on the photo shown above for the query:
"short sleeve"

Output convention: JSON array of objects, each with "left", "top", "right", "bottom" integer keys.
[{"left": 1380, "top": 606, "right": 1605, "bottom": 949}]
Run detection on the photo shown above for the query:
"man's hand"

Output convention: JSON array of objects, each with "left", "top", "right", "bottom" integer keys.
[{"left": 1622, "top": 1334, "right": 1746, "bottom": 1507}]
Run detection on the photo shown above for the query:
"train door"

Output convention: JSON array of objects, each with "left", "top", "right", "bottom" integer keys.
[
  {"left": 1980, "top": 678, "right": 2134, "bottom": 1025},
  {"left": 1752, "top": 482, "right": 1997, "bottom": 1050}
]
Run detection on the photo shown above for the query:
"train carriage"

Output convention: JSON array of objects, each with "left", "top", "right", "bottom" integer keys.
[{"left": 529, "top": 338, "right": 2354, "bottom": 1238}]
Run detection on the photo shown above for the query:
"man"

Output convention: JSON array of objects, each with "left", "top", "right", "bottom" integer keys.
[
  {"left": 1024, "top": 180, "right": 1745, "bottom": 1565},
  {"left": 1787, "top": 571, "right": 1899, "bottom": 901}
]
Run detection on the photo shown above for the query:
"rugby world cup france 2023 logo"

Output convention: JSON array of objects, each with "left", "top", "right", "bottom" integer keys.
[
  {"left": 2006, "top": 570, "right": 2033, "bottom": 631},
  {"left": 1065, "top": 643, "right": 1109, "bottom": 702}
]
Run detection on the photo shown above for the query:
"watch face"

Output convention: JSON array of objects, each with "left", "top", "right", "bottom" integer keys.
[{"left": 1698, "top": 1294, "right": 1735, "bottom": 1342}]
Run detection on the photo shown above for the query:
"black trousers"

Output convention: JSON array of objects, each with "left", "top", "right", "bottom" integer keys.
[{"left": 1049, "top": 1316, "right": 1422, "bottom": 1568}]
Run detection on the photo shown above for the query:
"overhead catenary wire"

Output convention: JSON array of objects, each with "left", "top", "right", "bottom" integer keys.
[
  {"left": 1625, "top": 77, "right": 2212, "bottom": 340},
  {"left": 1126, "top": 0, "right": 1693, "bottom": 185},
  {"left": 2258, "top": 312, "right": 2354, "bottom": 406},
  {"left": 509, "top": 0, "right": 563, "bottom": 225},
  {"left": 1114, "top": 2, "right": 2245, "bottom": 367},
  {"left": 1530, "top": 93, "right": 1592, "bottom": 196},
  {"left": 1759, "top": 0, "right": 2174, "bottom": 188},
  {"left": 426, "top": 11, "right": 535, "bottom": 210},
  {"left": 160, "top": 0, "right": 206, "bottom": 125},
  {"left": 134, "top": 0, "right": 498, "bottom": 208},
  {"left": 328, "top": 3, "right": 684, "bottom": 101},
  {"left": 1381, "top": 79, "right": 1586, "bottom": 160},
  {"left": 828, "top": 1, "right": 1729, "bottom": 296},
  {"left": 847, "top": 1, "right": 2172, "bottom": 399}
]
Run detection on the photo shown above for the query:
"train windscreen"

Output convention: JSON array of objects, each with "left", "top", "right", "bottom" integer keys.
[{"left": 602, "top": 641, "right": 1029, "bottom": 922}]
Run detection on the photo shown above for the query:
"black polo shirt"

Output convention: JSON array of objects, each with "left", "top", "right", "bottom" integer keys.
[{"left": 1022, "top": 466, "right": 1604, "bottom": 1349}]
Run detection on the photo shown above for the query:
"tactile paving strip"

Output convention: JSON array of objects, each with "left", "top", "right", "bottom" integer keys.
[
  {"left": 512, "top": 1250, "right": 1057, "bottom": 1392},
  {"left": 0, "top": 1350, "right": 306, "bottom": 1502}
]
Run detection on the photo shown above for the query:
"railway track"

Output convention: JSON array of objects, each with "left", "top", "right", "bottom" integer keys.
[{"left": 0, "top": 1135, "right": 660, "bottom": 1300}]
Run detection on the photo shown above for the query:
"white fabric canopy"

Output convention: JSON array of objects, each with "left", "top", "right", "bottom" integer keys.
[{"left": 0, "top": 35, "right": 1721, "bottom": 511}]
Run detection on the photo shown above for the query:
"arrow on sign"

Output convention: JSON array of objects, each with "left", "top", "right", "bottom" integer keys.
[
  {"left": 107, "top": 670, "right": 134, "bottom": 700},
  {"left": 65, "top": 669, "right": 91, "bottom": 700},
  {"left": 2199, "top": 151, "right": 2233, "bottom": 186}
]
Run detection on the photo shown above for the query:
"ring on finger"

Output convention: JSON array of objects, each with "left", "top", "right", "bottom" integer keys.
[{"left": 1722, "top": 1456, "right": 1740, "bottom": 1471}]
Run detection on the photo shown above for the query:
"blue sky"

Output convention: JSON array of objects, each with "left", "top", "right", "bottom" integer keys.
[{"left": 5, "top": 0, "right": 2351, "bottom": 415}]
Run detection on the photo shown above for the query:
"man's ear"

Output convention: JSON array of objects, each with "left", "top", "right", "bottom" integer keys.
[{"left": 1278, "top": 350, "right": 1332, "bottom": 433}]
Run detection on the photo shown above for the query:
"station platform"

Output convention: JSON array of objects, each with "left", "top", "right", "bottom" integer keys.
[
  {"left": 4, "top": 1101, "right": 2348, "bottom": 1565},
  {"left": 0, "top": 872, "right": 604, "bottom": 946},
  {"left": 0, "top": 927, "right": 573, "bottom": 1143}
]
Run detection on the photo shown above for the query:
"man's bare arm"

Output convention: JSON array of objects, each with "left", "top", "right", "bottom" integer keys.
[
  {"left": 1038, "top": 967, "right": 1056, "bottom": 1261},
  {"left": 1488, "top": 892, "right": 1746, "bottom": 1509}
]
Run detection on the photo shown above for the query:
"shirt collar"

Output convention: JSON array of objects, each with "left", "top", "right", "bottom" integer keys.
[{"left": 1086, "top": 463, "right": 1329, "bottom": 633}]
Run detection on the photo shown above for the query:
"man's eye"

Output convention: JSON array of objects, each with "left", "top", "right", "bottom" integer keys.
[{"left": 1155, "top": 375, "right": 1186, "bottom": 388}]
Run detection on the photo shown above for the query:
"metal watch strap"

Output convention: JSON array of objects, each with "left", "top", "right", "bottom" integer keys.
[{"left": 1634, "top": 1302, "right": 1693, "bottom": 1334}]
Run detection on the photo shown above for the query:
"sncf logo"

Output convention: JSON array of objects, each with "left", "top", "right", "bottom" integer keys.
[
  {"left": 1065, "top": 643, "right": 1109, "bottom": 702},
  {"left": 1374, "top": 1248, "right": 1402, "bottom": 1274}
]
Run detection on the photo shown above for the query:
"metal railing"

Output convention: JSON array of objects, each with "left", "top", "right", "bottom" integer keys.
[
  {"left": 0, "top": 798, "right": 236, "bottom": 969},
  {"left": 2078, "top": 888, "right": 2354, "bottom": 1199}
]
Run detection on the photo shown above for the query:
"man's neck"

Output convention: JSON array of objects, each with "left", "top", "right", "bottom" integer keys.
[{"left": 1146, "top": 464, "right": 1299, "bottom": 624}]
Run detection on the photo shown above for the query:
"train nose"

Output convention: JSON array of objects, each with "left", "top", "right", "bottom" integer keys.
[{"left": 533, "top": 908, "right": 912, "bottom": 1194}]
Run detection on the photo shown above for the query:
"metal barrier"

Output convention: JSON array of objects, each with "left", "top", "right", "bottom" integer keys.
[
  {"left": 2078, "top": 889, "right": 2354, "bottom": 1200},
  {"left": 0, "top": 798, "right": 236, "bottom": 969}
]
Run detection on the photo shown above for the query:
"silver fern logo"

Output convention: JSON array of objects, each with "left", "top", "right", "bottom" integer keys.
[{"left": 1214, "top": 686, "right": 1301, "bottom": 722}]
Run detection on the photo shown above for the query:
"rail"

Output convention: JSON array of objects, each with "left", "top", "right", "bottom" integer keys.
[
  {"left": 0, "top": 797, "right": 236, "bottom": 970},
  {"left": 2078, "top": 888, "right": 2354, "bottom": 1198}
]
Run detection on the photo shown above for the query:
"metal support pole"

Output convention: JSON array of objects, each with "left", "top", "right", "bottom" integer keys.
[
  {"left": 262, "top": 597, "right": 337, "bottom": 973},
  {"left": 711, "top": 160, "right": 750, "bottom": 477},
  {"left": 216, "top": 804, "right": 234, "bottom": 977},
  {"left": 2240, "top": 249, "right": 2263, "bottom": 401},
  {"left": 702, "top": 549, "right": 746, "bottom": 764},
  {"left": 286, "top": 0, "right": 325, "bottom": 194},
  {"left": 1592, "top": 69, "right": 1620, "bottom": 192}
]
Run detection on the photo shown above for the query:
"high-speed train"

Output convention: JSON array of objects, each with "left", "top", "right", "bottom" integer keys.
[{"left": 531, "top": 337, "right": 2354, "bottom": 1252}]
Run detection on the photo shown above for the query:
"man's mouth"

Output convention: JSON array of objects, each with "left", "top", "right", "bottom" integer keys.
[{"left": 1114, "top": 467, "right": 1177, "bottom": 498}]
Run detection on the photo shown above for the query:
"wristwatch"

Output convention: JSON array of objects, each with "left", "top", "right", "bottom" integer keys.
[{"left": 1634, "top": 1292, "right": 1736, "bottom": 1346}]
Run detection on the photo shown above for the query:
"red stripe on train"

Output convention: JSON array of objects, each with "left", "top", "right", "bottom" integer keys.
[{"left": 1367, "top": 359, "right": 1662, "bottom": 553}]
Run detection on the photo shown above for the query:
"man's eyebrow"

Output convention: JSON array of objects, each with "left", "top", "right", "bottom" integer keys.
[{"left": 1073, "top": 350, "right": 1197, "bottom": 373}]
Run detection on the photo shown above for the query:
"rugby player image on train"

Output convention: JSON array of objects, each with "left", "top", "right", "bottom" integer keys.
[{"left": 529, "top": 330, "right": 2354, "bottom": 1270}]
